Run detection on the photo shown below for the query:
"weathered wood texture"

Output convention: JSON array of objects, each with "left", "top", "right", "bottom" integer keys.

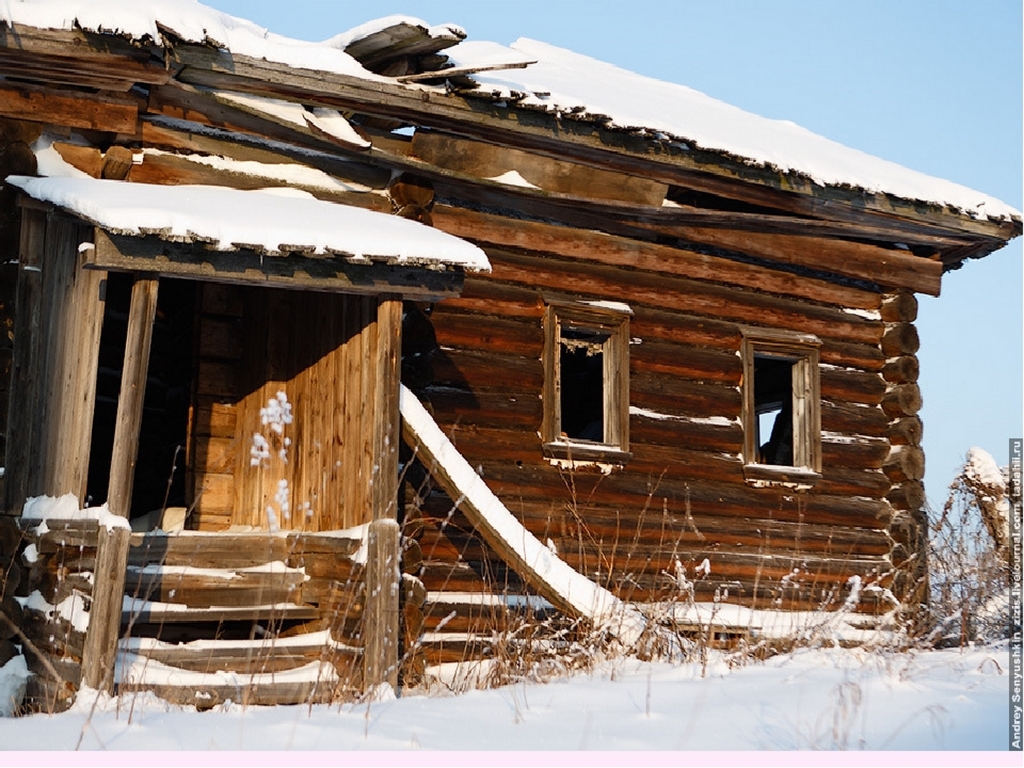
[
  {"left": 404, "top": 212, "right": 900, "bottom": 615},
  {"left": 4, "top": 213, "right": 104, "bottom": 511},
  {"left": 20, "top": 522, "right": 368, "bottom": 707},
  {"left": 81, "top": 524, "right": 130, "bottom": 692},
  {"left": 106, "top": 277, "right": 159, "bottom": 519},
  {"left": 189, "top": 285, "right": 400, "bottom": 533}
]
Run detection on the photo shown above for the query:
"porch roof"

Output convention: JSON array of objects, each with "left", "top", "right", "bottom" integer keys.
[{"left": 6, "top": 175, "right": 490, "bottom": 272}]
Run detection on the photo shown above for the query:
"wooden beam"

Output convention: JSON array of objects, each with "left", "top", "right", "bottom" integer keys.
[
  {"left": 0, "top": 82, "right": 137, "bottom": 133},
  {"left": 412, "top": 130, "right": 668, "bottom": 207},
  {"left": 107, "top": 277, "right": 159, "bottom": 519},
  {"left": 125, "top": 149, "right": 391, "bottom": 211},
  {"left": 88, "top": 230, "right": 464, "bottom": 301},
  {"left": 363, "top": 518, "right": 400, "bottom": 693},
  {"left": 81, "top": 524, "right": 130, "bottom": 693},
  {"left": 363, "top": 295, "right": 402, "bottom": 693},
  {"left": 0, "top": 25, "right": 171, "bottom": 89},
  {"left": 372, "top": 295, "right": 403, "bottom": 524},
  {"left": 669, "top": 225, "right": 943, "bottom": 296},
  {"left": 432, "top": 205, "right": 883, "bottom": 308},
  {"left": 138, "top": 118, "right": 393, "bottom": 190}
]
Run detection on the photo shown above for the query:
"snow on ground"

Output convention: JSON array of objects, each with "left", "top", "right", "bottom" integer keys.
[{"left": 0, "top": 643, "right": 1013, "bottom": 754}]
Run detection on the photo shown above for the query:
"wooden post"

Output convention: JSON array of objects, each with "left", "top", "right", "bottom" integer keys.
[
  {"left": 364, "top": 518, "right": 400, "bottom": 692},
  {"left": 81, "top": 524, "right": 130, "bottom": 693},
  {"left": 107, "top": 276, "right": 159, "bottom": 519},
  {"left": 363, "top": 295, "right": 402, "bottom": 693}
]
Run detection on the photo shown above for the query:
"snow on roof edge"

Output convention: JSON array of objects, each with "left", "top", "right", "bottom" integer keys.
[{"left": 6, "top": 175, "right": 490, "bottom": 272}]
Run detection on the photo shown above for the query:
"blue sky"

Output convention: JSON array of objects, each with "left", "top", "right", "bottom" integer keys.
[{"left": 204, "top": 0, "right": 1023, "bottom": 506}]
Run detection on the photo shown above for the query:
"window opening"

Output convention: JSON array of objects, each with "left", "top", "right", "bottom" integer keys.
[
  {"left": 754, "top": 355, "right": 795, "bottom": 466},
  {"left": 741, "top": 328, "right": 821, "bottom": 479},
  {"left": 542, "top": 302, "right": 631, "bottom": 463},
  {"left": 559, "top": 327, "right": 607, "bottom": 442}
]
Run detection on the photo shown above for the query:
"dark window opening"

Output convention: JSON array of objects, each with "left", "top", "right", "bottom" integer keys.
[
  {"left": 754, "top": 355, "right": 794, "bottom": 466},
  {"left": 559, "top": 328, "right": 607, "bottom": 442}
]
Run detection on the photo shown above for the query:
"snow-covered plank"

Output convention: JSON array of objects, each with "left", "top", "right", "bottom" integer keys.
[{"left": 399, "top": 384, "right": 647, "bottom": 646}]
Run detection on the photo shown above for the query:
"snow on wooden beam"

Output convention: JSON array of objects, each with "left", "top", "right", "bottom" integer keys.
[
  {"left": 399, "top": 384, "right": 648, "bottom": 646},
  {"left": 87, "top": 230, "right": 465, "bottom": 300}
]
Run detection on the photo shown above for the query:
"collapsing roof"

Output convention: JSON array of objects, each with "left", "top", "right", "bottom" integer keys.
[{"left": 1, "top": 0, "right": 1019, "bottom": 227}]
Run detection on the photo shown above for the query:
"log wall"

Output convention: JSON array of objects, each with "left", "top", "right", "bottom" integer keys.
[{"left": 406, "top": 212, "right": 909, "bottom": 616}]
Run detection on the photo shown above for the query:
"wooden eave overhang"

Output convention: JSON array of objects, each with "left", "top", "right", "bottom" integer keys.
[
  {"left": 16, "top": 196, "right": 466, "bottom": 301},
  {"left": 1, "top": 24, "right": 1018, "bottom": 293}
]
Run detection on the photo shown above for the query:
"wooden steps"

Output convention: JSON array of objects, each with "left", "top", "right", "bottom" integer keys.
[{"left": 115, "top": 530, "right": 365, "bottom": 705}]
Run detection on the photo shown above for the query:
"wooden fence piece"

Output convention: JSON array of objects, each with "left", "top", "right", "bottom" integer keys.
[
  {"left": 81, "top": 524, "right": 130, "bottom": 693},
  {"left": 364, "top": 518, "right": 400, "bottom": 692}
]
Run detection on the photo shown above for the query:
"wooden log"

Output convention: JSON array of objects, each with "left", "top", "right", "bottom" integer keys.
[
  {"left": 882, "top": 445, "right": 926, "bottom": 483},
  {"left": 0, "top": 82, "right": 137, "bottom": 133},
  {"left": 881, "top": 383, "right": 923, "bottom": 418},
  {"left": 820, "top": 401, "right": 889, "bottom": 438},
  {"left": 881, "top": 355, "right": 920, "bottom": 384},
  {"left": 107, "top": 277, "right": 159, "bottom": 519},
  {"left": 101, "top": 146, "right": 134, "bottom": 180},
  {"left": 52, "top": 142, "right": 104, "bottom": 177},
  {"left": 138, "top": 118, "right": 393, "bottom": 190},
  {"left": 81, "top": 524, "right": 130, "bottom": 693},
  {"left": 402, "top": 538, "right": 424, "bottom": 575},
  {"left": 388, "top": 173, "right": 435, "bottom": 208},
  {"left": 819, "top": 368, "right": 886, "bottom": 406},
  {"left": 887, "top": 416, "right": 923, "bottom": 446},
  {"left": 364, "top": 518, "right": 400, "bottom": 692},
  {"left": 887, "top": 481, "right": 926, "bottom": 512},
  {"left": 880, "top": 292, "right": 918, "bottom": 323},
  {"left": 484, "top": 248, "right": 883, "bottom": 346},
  {"left": 881, "top": 323, "right": 920, "bottom": 357},
  {"left": 432, "top": 206, "right": 883, "bottom": 310}
]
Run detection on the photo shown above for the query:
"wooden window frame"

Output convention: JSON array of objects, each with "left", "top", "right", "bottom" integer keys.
[
  {"left": 542, "top": 302, "right": 631, "bottom": 464},
  {"left": 741, "top": 327, "right": 822, "bottom": 485}
]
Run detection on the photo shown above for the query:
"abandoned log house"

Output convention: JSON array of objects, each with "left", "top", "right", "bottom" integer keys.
[{"left": 0, "top": 3, "right": 1019, "bottom": 710}]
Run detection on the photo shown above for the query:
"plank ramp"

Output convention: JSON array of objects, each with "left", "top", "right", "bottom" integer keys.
[{"left": 399, "top": 385, "right": 649, "bottom": 647}]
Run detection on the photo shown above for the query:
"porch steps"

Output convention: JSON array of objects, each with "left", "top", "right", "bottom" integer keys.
[{"left": 115, "top": 530, "right": 365, "bottom": 707}]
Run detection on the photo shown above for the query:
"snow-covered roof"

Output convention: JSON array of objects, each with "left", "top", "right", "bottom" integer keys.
[
  {"left": 1, "top": 1, "right": 1018, "bottom": 223},
  {"left": 5, "top": 175, "right": 490, "bottom": 271},
  {"left": 0, "top": 0, "right": 373, "bottom": 78},
  {"left": 467, "top": 39, "right": 1020, "bottom": 223}
]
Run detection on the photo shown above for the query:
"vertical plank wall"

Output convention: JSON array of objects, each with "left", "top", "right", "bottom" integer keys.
[{"left": 190, "top": 285, "right": 382, "bottom": 533}]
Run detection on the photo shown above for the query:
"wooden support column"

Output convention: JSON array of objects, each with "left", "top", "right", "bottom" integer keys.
[
  {"left": 364, "top": 294, "right": 402, "bottom": 693},
  {"left": 83, "top": 276, "right": 158, "bottom": 695},
  {"left": 107, "top": 276, "right": 159, "bottom": 519},
  {"left": 81, "top": 523, "right": 131, "bottom": 693}
]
